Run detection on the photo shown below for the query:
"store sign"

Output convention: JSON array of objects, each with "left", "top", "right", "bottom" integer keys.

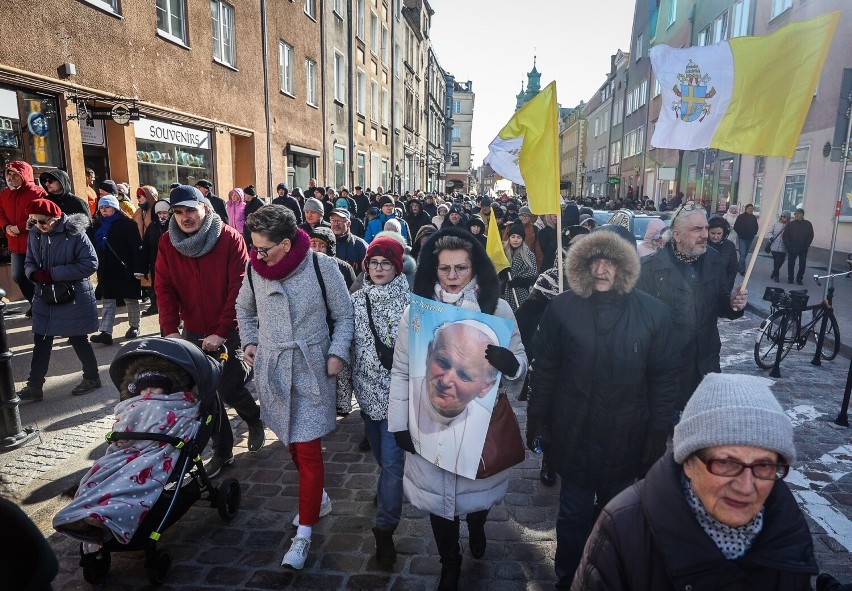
[
  {"left": 134, "top": 119, "right": 210, "bottom": 149},
  {"left": 80, "top": 118, "right": 105, "bottom": 147},
  {"left": 607, "top": 176, "right": 620, "bottom": 185}
]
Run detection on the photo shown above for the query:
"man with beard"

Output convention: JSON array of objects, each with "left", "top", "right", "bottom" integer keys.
[
  {"left": 527, "top": 229, "right": 678, "bottom": 589},
  {"left": 155, "top": 185, "right": 264, "bottom": 477},
  {"left": 636, "top": 205, "right": 748, "bottom": 410},
  {"left": 37, "top": 169, "right": 91, "bottom": 220}
]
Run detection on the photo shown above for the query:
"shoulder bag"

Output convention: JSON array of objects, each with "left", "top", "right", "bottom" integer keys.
[
  {"left": 364, "top": 294, "right": 395, "bottom": 371},
  {"left": 476, "top": 391, "right": 526, "bottom": 479}
]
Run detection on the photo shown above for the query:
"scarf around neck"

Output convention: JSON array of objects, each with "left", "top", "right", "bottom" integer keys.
[
  {"left": 94, "top": 212, "right": 123, "bottom": 252},
  {"left": 169, "top": 211, "right": 223, "bottom": 258},
  {"left": 433, "top": 276, "right": 481, "bottom": 311},
  {"left": 249, "top": 228, "right": 311, "bottom": 281}
]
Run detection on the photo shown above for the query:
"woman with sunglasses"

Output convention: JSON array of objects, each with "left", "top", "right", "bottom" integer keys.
[
  {"left": 18, "top": 199, "right": 100, "bottom": 401},
  {"left": 572, "top": 373, "right": 817, "bottom": 590},
  {"left": 235, "top": 204, "right": 354, "bottom": 571}
]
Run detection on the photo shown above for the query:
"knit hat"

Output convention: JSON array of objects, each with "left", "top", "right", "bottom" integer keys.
[
  {"left": 116, "top": 182, "right": 130, "bottom": 196},
  {"left": 276, "top": 182, "right": 288, "bottom": 192},
  {"left": 378, "top": 195, "right": 395, "bottom": 208},
  {"left": 781, "top": 210, "right": 791, "bottom": 218},
  {"left": 673, "top": 373, "right": 796, "bottom": 465},
  {"left": 153, "top": 200, "right": 171, "bottom": 215},
  {"left": 195, "top": 179, "right": 213, "bottom": 190},
  {"left": 243, "top": 185, "right": 256, "bottom": 197},
  {"left": 365, "top": 235, "right": 404, "bottom": 275},
  {"left": 437, "top": 204, "right": 449, "bottom": 215},
  {"left": 169, "top": 185, "right": 208, "bottom": 208},
  {"left": 384, "top": 218, "right": 402, "bottom": 233},
  {"left": 480, "top": 196, "right": 492, "bottom": 207},
  {"left": 26, "top": 198, "right": 61, "bottom": 219},
  {"left": 97, "top": 195, "right": 121, "bottom": 210},
  {"left": 99, "top": 180, "right": 118, "bottom": 195},
  {"left": 508, "top": 220, "right": 526, "bottom": 238},
  {"left": 304, "top": 197, "right": 324, "bottom": 214},
  {"left": 310, "top": 226, "right": 337, "bottom": 255},
  {"left": 335, "top": 198, "right": 350, "bottom": 209},
  {"left": 518, "top": 206, "right": 532, "bottom": 216},
  {"left": 127, "top": 370, "right": 174, "bottom": 396}
]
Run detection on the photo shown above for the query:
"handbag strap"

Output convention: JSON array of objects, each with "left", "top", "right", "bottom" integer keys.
[
  {"left": 312, "top": 252, "right": 334, "bottom": 337},
  {"left": 364, "top": 293, "right": 383, "bottom": 346}
]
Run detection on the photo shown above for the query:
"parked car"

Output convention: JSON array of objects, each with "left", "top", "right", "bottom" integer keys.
[
  {"left": 605, "top": 209, "right": 672, "bottom": 245},
  {"left": 592, "top": 210, "right": 613, "bottom": 227}
]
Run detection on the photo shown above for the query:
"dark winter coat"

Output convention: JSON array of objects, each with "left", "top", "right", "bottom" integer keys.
[
  {"left": 40, "top": 169, "right": 91, "bottom": 221},
  {"left": 142, "top": 218, "right": 169, "bottom": 276},
  {"left": 529, "top": 231, "right": 678, "bottom": 487},
  {"left": 572, "top": 451, "right": 818, "bottom": 591},
  {"left": 242, "top": 197, "right": 265, "bottom": 246},
  {"left": 404, "top": 203, "right": 432, "bottom": 241},
  {"left": 334, "top": 231, "right": 368, "bottom": 275},
  {"left": 708, "top": 238, "right": 738, "bottom": 294},
  {"left": 538, "top": 224, "right": 557, "bottom": 272},
  {"left": 25, "top": 214, "right": 98, "bottom": 336},
  {"left": 636, "top": 244, "right": 742, "bottom": 408},
  {"left": 353, "top": 192, "right": 371, "bottom": 219},
  {"left": 92, "top": 214, "right": 145, "bottom": 300},
  {"left": 783, "top": 218, "right": 814, "bottom": 254},
  {"left": 271, "top": 194, "right": 303, "bottom": 224},
  {"left": 207, "top": 193, "right": 229, "bottom": 226},
  {"left": 0, "top": 161, "right": 47, "bottom": 253},
  {"left": 732, "top": 210, "right": 759, "bottom": 241}
]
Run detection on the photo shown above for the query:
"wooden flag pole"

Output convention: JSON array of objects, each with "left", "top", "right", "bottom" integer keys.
[{"left": 556, "top": 209, "right": 564, "bottom": 293}]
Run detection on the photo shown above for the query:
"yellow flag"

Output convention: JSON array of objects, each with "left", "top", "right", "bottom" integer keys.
[
  {"left": 486, "top": 209, "right": 509, "bottom": 273},
  {"left": 484, "top": 81, "right": 560, "bottom": 214}
]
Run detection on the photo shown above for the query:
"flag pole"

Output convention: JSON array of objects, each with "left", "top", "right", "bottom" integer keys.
[
  {"left": 740, "top": 157, "right": 792, "bottom": 295},
  {"left": 556, "top": 207, "right": 564, "bottom": 293}
]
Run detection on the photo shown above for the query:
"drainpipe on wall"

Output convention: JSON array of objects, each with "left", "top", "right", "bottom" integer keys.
[
  {"left": 260, "top": 0, "right": 273, "bottom": 198},
  {"left": 320, "top": 0, "right": 327, "bottom": 186},
  {"left": 347, "top": 0, "right": 355, "bottom": 188}
]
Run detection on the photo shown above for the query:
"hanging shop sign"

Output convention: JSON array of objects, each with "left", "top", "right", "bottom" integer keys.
[{"left": 88, "top": 102, "right": 140, "bottom": 124}]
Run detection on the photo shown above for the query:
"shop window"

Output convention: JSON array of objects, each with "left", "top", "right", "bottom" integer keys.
[
  {"left": 0, "top": 88, "right": 65, "bottom": 174},
  {"left": 135, "top": 121, "right": 212, "bottom": 195},
  {"left": 291, "top": 152, "right": 316, "bottom": 189},
  {"left": 156, "top": 0, "right": 187, "bottom": 45},
  {"left": 211, "top": 0, "right": 236, "bottom": 67}
]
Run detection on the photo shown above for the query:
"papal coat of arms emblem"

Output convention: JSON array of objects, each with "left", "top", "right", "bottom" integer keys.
[{"left": 672, "top": 60, "right": 716, "bottom": 123}]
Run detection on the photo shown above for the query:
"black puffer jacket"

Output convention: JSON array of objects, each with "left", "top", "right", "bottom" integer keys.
[
  {"left": 528, "top": 231, "right": 678, "bottom": 487},
  {"left": 572, "top": 452, "right": 818, "bottom": 591},
  {"left": 636, "top": 244, "right": 742, "bottom": 408}
]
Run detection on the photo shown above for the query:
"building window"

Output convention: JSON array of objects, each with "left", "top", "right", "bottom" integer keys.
[
  {"left": 305, "top": 59, "right": 318, "bottom": 106},
  {"left": 635, "top": 34, "right": 644, "bottom": 61},
  {"left": 334, "top": 145, "right": 346, "bottom": 188},
  {"left": 370, "top": 80, "right": 379, "bottom": 122},
  {"left": 730, "top": 0, "right": 751, "bottom": 38},
  {"left": 211, "top": 0, "right": 235, "bottom": 67},
  {"left": 304, "top": 0, "right": 316, "bottom": 19},
  {"left": 451, "top": 152, "right": 460, "bottom": 166},
  {"left": 713, "top": 11, "right": 728, "bottom": 43},
  {"left": 782, "top": 146, "right": 809, "bottom": 212},
  {"left": 279, "top": 42, "right": 294, "bottom": 95},
  {"left": 156, "top": 0, "right": 187, "bottom": 44},
  {"left": 370, "top": 12, "right": 379, "bottom": 53},
  {"left": 371, "top": 153, "right": 380, "bottom": 189},
  {"left": 333, "top": 0, "right": 345, "bottom": 16},
  {"left": 357, "top": 152, "right": 366, "bottom": 187},
  {"left": 381, "top": 26, "right": 389, "bottom": 65},
  {"left": 771, "top": 0, "right": 791, "bottom": 19},
  {"left": 83, "top": 0, "right": 119, "bottom": 13},
  {"left": 452, "top": 127, "right": 461, "bottom": 142},
  {"left": 334, "top": 51, "right": 346, "bottom": 102},
  {"left": 667, "top": 0, "right": 676, "bottom": 27},
  {"left": 356, "top": 70, "right": 366, "bottom": 115},
  {"left": 381, "top": 159, "right": 389, "bottom": 190},
  {"left": 394, "top": 43, "right": 401, "bottom": 78},
  {"left": 381, "top": 88, "right": 390, "bottom": 126},
  {"left": 356, "top": 0, "right": 366, "bottom": 39},
  {"left": 453, "top": 100, "right": 461, "bottom": 114}
]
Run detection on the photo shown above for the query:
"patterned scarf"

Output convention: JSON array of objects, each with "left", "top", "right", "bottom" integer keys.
[
  {"left": 169, "top": 210, "right": 223, "bottom": 258},
  {"left": 433, "top": 276, "right": 481, "bottom": 311}
]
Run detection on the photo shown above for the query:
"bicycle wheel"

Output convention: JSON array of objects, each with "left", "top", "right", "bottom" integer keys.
[
  {"left": 811, "top": 311, "right": 841, "bottom": 361},
  {"left": 754, "top": 311, "right": 795, "bottom": 369}
]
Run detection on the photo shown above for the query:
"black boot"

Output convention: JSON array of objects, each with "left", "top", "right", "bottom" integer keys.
[
  {"left": 372, "top": 526, "right": 397, "bottom": 566},
  {"left": 540, "top": 455, "right": 557, "bottom": 486},
  {"left": 466, "top": 509, "right": 488, "bottom": 558},
  {"left": 430, "top": 514, "right": 462, "bottom": 591}
]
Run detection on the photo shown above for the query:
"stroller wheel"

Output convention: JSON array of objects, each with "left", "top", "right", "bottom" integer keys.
[
  {"left": 81, "top": 548, "right": 111, "bottom": 585},
  {"left": 147, "top": 548, "right": 172, "bottom": 586},
  {"left": 216, "top": 478, "right": 241, "bottom": 520}
]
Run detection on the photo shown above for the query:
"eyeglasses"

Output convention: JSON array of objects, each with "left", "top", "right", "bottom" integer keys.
[
  {"left": 437, "top": 264, "right": 472, "bottom": 276},
  {"left": 695, "top": 453, "right": 789, "bottom": 481},
  {"left": 29, "top": 217, "right": 53, "bottom": 227},
  {"left": 367, "top": 260, "right": 394, "bottom": 271},
  {"left": 254, "top": 240, "right": 286, "bottom": 258}
]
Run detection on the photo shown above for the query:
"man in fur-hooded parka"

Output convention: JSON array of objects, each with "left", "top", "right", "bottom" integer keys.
[{"left": 527, "top": 229, "right": 679, "bottom": 589}]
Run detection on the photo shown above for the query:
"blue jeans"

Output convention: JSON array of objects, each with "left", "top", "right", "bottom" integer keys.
[
  {"left": 361, "top": 412, "right": 405, "bottom": 531},
  {"left": 11, "top": 252, "right": 34, "bottom": 303},
  {"left": 555, "top": 478, "right": 633, "bottom": 590},
  {"left": 737, "top": 237, "right": 753, "bottom": 273}
]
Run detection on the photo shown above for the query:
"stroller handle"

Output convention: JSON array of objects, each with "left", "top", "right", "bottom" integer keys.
[{"left": 192, "top": 338, "right": 229, "bottom": 363}]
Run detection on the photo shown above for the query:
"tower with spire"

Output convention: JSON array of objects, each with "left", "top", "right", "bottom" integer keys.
[
  {"left": 515, "top": 56, "right": 542, "bottom": 110},
  {"left": 515, "top": 80, "right": 526, "bottom": 110}
]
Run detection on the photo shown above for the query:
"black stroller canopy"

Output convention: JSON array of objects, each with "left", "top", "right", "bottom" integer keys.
[{"left": 109, "top": 337, "right": 222, "bottom": 396}]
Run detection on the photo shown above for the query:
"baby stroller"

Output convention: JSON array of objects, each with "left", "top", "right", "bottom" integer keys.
[{"left": 59, "top": 337, "right": 241, "bottom": 586}]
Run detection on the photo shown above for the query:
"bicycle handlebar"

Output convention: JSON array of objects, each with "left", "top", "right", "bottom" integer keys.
[{"left": 813, "top": 269, "right": 852, "bottom": 286}]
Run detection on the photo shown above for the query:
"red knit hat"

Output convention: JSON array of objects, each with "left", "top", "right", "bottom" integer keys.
[
  {"left": 26, "top": 198, "right": 62, "bottom": 219},
  {"left": 365, "top": 236, "right": 404, "bottom": 275}
]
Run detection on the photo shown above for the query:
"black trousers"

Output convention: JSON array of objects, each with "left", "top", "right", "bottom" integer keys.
[
  {"left": 29, "top": 334, "right": 99, "bottom": 387},
  {"left": 771, "top": 251, "right": 787, "bottom": 278},
  {"left": 429, "top": 509, "right": 489, "bottom": 566},
  {"left": 183, "top": 329, "right": 260, "bottom": 457},
  {"left": 787, "top": 250, "right": 808, "bottom": 282}
]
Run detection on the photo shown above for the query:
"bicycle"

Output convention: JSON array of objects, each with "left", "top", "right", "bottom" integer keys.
[{"left": 753, "top": 270, "right": 847, "bottom": 372}]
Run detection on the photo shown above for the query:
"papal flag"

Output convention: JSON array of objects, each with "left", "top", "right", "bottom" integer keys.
[
  {"left": 486, "top": 208, "right": 510, "bottom": 274},
  {"left": 650, "top": 12, "right": 838, "bottom": 158},
  {"left": 485, "top": 81, "right": 559, "bottom": 214}
]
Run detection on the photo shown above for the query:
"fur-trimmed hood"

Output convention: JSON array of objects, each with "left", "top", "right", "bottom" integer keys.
[
  {"left": 412, "top": 225, "right": 500, "bottom": 314},
  {"left": 567, "top": 229, "right": 640, "bottom": 298}
]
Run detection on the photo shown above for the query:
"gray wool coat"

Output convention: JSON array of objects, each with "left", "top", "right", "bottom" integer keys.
[
  {"left": 25, "top": 213, "right": 98, "bottom": 337},
  {"left": 236, "top": 252, "right": 354, "bottom": 445}
]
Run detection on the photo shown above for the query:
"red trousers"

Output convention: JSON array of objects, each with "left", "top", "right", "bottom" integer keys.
[{"left": 288, "top": 438, "right": 324, "bottom": 526}]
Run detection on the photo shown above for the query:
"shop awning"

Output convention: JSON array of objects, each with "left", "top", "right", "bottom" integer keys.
[{"left": 288, "top": 144, "right": 320, "bottom": 157}]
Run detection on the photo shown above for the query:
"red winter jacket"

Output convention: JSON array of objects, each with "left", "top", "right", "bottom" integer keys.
[
  {"left": 155, "top": 222, "right": 248, "bottom": 339},
  {"left": 0, "top": 161, "right": 47, "bottom": 253}
]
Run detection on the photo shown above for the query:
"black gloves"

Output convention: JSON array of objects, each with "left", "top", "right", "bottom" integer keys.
[
  {"left": 525, "top": 417, "right": 547, "bottom": 453},
  {"left": 498, "top": 268, "right": 511, "bottom": 282},
  {"left": 485, "top": 344, "right": 520, "bottom": 377},
  {"left": 640, "top": 430, "right": 670, "bottom": 473},
  {"left": 509, "top": 276, "right": 535, "bottom": 288},
  {"left": 394, "top": 430, "right": 416, "bottom": 454}
]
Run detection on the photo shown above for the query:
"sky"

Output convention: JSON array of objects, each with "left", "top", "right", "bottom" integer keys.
[{"left": 427, "top": 0, "right": 635, "bottom": 167}]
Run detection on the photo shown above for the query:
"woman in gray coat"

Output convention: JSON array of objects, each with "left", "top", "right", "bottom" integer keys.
[
  {"left": 388, "top": 227, "right": 527, "bottom": 591},
  {"left": 235, "top": 205, "right": 354, "bottom": 571},
  {"left": 19, "top": 199, "right": 99, "bottom": 401}
]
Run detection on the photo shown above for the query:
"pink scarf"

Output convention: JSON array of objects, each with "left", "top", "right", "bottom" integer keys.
[{"left": 249, "top": 228, "right": 311, "bottom": 281}]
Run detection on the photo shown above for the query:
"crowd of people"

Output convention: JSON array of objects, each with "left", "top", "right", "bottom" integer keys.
[{"left": 0, "top": 158, "right": 844, "bottom": 589}]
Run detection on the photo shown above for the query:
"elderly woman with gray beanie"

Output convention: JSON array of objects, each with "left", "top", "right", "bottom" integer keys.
[{"left": 572, "top": 373, "right": 817, "bottom": 591}]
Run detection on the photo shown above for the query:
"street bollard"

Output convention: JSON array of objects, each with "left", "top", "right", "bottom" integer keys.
[{"left": 0, "top": 290, "right": 38, "bottom": 449}]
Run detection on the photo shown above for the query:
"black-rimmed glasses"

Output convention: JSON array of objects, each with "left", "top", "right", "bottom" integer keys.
[
  {"left": 254, "top": 240, "right": 286, "bottom": 258},
  {"left": 695, "top": 453, "right": 789, "bottom": 481}
]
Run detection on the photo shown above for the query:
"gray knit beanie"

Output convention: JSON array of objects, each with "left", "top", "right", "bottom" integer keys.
[{"left": 673, "top": 373, "right": 795, "bottom": 465}]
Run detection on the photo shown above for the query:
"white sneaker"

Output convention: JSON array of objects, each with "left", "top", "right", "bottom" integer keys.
[
  {"left": 281, "top": 535, "right": 311, "bottom": 569},
  {"left": 291, "top": 497, "right": 332, "bottom": 527}
]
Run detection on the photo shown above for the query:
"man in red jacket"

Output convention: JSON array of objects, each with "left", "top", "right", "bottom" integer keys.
[
  {"left": 155, "top": 185, "right": 264, "bottom": 477},
  {"left": 0, "top": 161, "right": 47, "bottom": 313}
]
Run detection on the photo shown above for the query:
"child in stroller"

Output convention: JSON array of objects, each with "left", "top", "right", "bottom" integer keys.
[{"left": 52, "top": 337, "right": 241, "bottom": 585}]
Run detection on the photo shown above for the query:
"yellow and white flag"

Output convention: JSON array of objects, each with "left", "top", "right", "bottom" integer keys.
[
  {"left": 650, "top": 12, "right": 838, "bottom": 158},
  {"left": 486, "top": 209, "right": 510, "bottom": 274},
  {"left": 484, "top": 81, "right": 560, "bottom": 214}
]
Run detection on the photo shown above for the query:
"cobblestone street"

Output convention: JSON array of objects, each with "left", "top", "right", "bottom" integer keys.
[{"left": 3, "top": 306, "right": 852, "bottom": 589}]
